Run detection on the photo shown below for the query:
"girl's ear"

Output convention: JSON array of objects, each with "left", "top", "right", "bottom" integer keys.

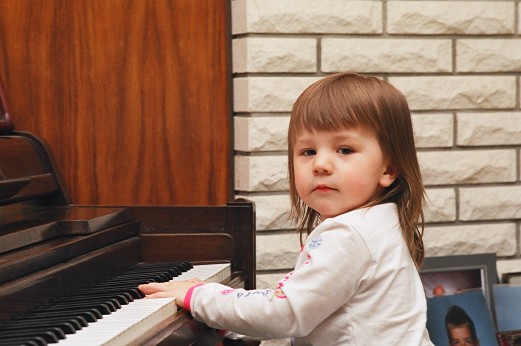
[{"left": 379, "top": 164, "right": 398, "bottom": 188}]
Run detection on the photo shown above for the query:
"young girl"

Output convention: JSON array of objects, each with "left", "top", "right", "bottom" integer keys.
[{"left": 139, "top": 72, "right": 433, "bottom": 345}]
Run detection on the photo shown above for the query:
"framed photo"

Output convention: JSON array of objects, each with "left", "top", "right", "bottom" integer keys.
[
  {"left": 426, "top": 290, "right": 498, "bottom": 346},
  {"left": 419, "top": 253, "right": 498, "bottom": 319}
]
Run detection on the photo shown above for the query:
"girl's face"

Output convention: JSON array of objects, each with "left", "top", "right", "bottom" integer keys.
[{"left": 293, "top": 126, "right": 397, "bottom": 220}]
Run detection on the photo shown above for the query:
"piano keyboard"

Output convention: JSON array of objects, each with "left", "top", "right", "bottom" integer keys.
[
  {"left": 50, "top": 298, "right": 176, "bottom": 346},
  {"left": 0, "top": 262, "right": 230, "bottom": 346}
]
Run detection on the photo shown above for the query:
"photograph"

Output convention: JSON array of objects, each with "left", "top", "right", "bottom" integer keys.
[
  {"left": 420, "top": 253, "right": 498, "bottom": 320},
  {"left": 426, "top": 289, "right": 498, "bottom": 346},
  {"left": 493, "top": 284, "right": 521, "bottom": 332},
  {"left": 421, "top": 268, "right": 482, "bottom": 298}
]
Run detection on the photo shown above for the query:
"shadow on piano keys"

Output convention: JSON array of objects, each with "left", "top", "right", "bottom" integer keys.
[{"left": 0, "top": 87, "right": 258, "bottom": 345}]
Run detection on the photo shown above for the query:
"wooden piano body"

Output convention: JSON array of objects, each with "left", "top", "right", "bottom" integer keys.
[{"left": 0, "top": 87, "right": 256, "bottom": 345}]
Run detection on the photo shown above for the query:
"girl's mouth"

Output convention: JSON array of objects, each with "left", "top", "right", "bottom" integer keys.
[{"left": 314, "top": 185, "right": 335, "bottom": 192}]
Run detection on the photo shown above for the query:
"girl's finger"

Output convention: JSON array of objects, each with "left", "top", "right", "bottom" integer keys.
[
  {"left": 144, "top": 291, "right": 176, "bottom": 299},
  {"left": 138, "top": 282, "right": 166, "bottom": 294}
]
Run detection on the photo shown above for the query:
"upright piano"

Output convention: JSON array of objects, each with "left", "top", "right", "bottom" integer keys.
[{"left": 0, "top": 80, "right": 257, "bottom": 345}]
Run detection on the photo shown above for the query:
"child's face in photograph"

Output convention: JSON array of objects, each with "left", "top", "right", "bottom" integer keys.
[
  {"left": 292, "top": 126, "right": 395, "bottom": 219},
  {"left": 449, "top": 325, "right": 479, "bottom": 346}
]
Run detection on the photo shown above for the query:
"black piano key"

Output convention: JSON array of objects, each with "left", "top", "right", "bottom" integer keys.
[
  {"left": 0, "top": 337, "right": 47, "bottom": 346},
  {"left": 96, "top": 281, "right": 157, "bottom": 288},
  {"left": 128, "top": 267, "right": 178, "bottom": 275},
  {"left": 75, "top": 291, "right": 134, "bottom": 300},
  {"left": 178, "top": 261, "right": 194, "bottom": 271},
  {"left": 134, "top": 260, "right": 192, "bottom": 270},
  {"left": 0, "top": 320, "right": 77, "bottom": 334},
  {"left": 151, "top": 261, "right": 192, "bottom": 272},
  {"left": 47, "top": 297, "right": 122, "bottom": 310},
  {"left": 57, "top": 292, "right": 132, "bottom": 305},
  {"left": 110, "top": 272, "right": 172, "bottom": 282},
  {"left": 34, "top": 301, "right": 116, "bottom": 314},
  {"left": 78, "top": 282, "right": 148, "bottom": 292},
  {"left": 95, "top": 275, "right": 158, "bottom": 283},
  {"left": 0, "top": 327, "right": 64, "bottom": 342},
  {"left": 115, "top": 266, "right": 175, "bottom": 275},
  {"left": 8, "top": 316, "right": 86, "bottom": 330},
  {"left": 94, "top": 276, "right": 165, "bottom": 284},
  {"left": 123, "top": 261, "right": 191, "bottom": 276},
  {"left": 85, "top": 281, "right": 154, "bottom": 289},
  {"left": 23, "top": 309, "right": 102, "bottom": 322},
  {"left": 107, "top": 261, "right": 184, "bottom": 275},
  {"left": 75, "top": 286, "right": 144, "bottom": 299},
  {"left": 127, "top": 267, "right": 181, "bottom": 278},
  {"left": 23, "top": 317, "right": 87, "bottom": 329},
  {"left": 124, "top": 265, "right": 182, "bottom": 276}
]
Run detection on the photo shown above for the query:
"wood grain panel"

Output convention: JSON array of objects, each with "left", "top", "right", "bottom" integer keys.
[
  {"left": 0, "top": 0, "right": 231, "bottom": 205},
  {"left": 140, "top": 234, "right": 235, "bottom": 264}
]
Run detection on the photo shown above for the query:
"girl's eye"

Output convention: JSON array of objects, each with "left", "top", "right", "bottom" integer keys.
[
  {"left": 338, "top": 147, "right": 352, "bottom": 155},
  {"left": 302, "top": 149, "right": 316, "bottom": 156}
]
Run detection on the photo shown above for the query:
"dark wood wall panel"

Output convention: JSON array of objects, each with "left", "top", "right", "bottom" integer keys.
[{"left": 0, "top": 0, "right": 231, "bottom": 205}]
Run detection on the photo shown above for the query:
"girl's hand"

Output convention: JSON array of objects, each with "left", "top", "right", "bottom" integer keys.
[{"left": 138, "top": 278, "right": 205, "bottom": 308}]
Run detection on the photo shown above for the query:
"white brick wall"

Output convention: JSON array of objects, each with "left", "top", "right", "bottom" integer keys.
[
  {"left": 322, "top": 38, "right": 452, "bottom": 73},
  {"left": 386, "top": 1, "right": 514, "bottom": 34},
  {"left": 231, "top": 4, "right": 521, "bottom": 342}
]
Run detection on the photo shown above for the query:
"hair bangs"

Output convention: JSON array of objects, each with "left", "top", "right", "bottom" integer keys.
[{"left": 291, "top": 76, "right": 381, "bottom": 139}]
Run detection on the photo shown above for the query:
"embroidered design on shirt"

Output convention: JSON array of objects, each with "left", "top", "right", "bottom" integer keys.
[
  {"left": 272, "top": 287, "right": 287, "bottom": 299},
  {"left": 278, "top": 272, "right": 294, "bottom": 288},
  {"left": 307, "top": 236, "right": 322, "bottom": 249},
  {"left": 237, "top": 289, "right": 273, "bottom": 298},
  {"left": 220, "top": 289, "right": 275, "bottom": 299},
  {"left": 304, "top": 252, "right": 311, "bottom": 265},
  {"left": 269, "top": 271, "right": 294, "bottom": 300}
]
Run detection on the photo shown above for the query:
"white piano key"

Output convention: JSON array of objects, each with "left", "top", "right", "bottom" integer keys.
[{"left": 50, "top": 263, "right": 231, "bottom": 346}]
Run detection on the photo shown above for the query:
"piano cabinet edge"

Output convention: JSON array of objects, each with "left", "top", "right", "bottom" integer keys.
[{"left": 123, "top": 200, "right": 257, "bottom": 290}]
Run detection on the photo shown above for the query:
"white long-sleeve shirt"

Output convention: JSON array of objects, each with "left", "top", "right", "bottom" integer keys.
[{"left": 186, "top": 203, "right": 433, "bottom": 345}]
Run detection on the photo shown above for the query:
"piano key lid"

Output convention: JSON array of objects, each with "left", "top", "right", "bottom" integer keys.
[{"left": 0, "top": 75, "right": 14, "bottom": 134}]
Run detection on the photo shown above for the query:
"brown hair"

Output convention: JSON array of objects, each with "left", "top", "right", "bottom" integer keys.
[{"left": 288, "top": 72, "right": 426, "bottom": 268}]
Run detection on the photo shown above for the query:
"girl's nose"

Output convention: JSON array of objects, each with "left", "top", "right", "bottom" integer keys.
[{"left": 313, "top": 153, "right": 333, "bottom": 174}]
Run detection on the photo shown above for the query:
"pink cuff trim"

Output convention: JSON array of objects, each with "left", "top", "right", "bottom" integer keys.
[{"left": 183, "top": 283, "right": 204, "bottom": 311}]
